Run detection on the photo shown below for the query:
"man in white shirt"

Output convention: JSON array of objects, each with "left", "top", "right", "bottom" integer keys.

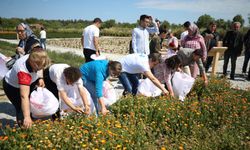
[
  {"left": 131, "top": 15, "right": 159, "bottom": 55},
  {"left": 180, "top": 21, "right": 191, "bottom": 42},
  {"left": 40, "top": 27, "right": 46, "bottom": 50},
  {"left": 81, "top": 18, "right": 102, "bottom": 62},
  {"left": 118, "top": 53, "right": 169, "bottom": 96}
]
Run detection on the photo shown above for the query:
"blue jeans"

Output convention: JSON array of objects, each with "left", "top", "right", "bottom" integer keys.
[
  {"left": 83, "top": 79, "right": 99, "bottom": 115},
  {"left": 118, "top": 72, "right": 139, "bottom": 96}
]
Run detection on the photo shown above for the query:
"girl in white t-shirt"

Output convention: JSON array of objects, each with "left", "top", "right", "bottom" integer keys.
[{"left": 43, "top": 64, "right": 92, "bottom": 118}]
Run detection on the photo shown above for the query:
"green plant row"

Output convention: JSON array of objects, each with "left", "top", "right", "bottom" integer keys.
[{"left": 0, "top": 78, "right": 249, "bottom": 149}]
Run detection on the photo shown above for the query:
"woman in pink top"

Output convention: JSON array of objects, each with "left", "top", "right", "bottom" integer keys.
[
  {"left": 154, "top": 55, "right": 181, "bottom": 97},
  {"left": 181, "top": 23, "right": 207, "bottom": 78}
]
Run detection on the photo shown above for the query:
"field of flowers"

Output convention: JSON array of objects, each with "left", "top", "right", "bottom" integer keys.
[
  {"left": 0, "top": 78, "right": 249, "bottom": 149},
  {"left": 47, "top": 37, "right": 131, "bottom": 54}
]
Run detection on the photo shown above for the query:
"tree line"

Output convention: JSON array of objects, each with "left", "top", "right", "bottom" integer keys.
[{"left": 0, "top": 14, "right": 249, "bottom": 38}]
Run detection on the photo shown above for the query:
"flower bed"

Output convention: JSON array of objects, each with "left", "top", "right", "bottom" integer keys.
[{"left": 0, "top": 78, "right": 249, "bottom": 149}]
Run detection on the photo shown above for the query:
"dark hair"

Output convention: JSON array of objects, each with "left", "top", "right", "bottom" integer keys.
[
  {"left": 193, "top": 49, "right": 203, "bottom": 57},
  {"left": 209, "top": 21, "right": 217, "bottom": 26},
  {"left": 159, "top": 26, "right": 167, "bottom": 34},
  {"left": 140, "top": 14, "right": 150, "bottom": 21},
  {"left": 40, "top": 26, "right": 44, "bottom": 30},
  {"left": 165, "top": 55, "right": 181, "bottom": 70},
  {"left": 108, "top": 61, "right": 122, "bottom": 72},
  {"left": 148, "top": 53, "right": 162, "bottom": 63},
  {"left": 93, "top": 18, "right": 102, "bottom": 23},
  {"left": 63, "top": 67, "right": 82, "bottom": 83},
  {"left": 183, "top": 21, "right": 191, "bottom": 28}
]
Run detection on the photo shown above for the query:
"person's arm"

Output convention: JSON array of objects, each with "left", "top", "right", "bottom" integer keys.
[
  {"left": 163, "top": 67, "right": 174, "bottom": 97},
  {"left": 132, "top": 29, "right": 138, "bottom": 53},
  {"left": 78, "top": 85, "right": 90, "bottom": 115},
  {"left": 199, "top": 37, "right": 207, "bottom": 62},
  {"left": 147, "top": 17, "right": 159, "bottom": 34},
  {"left": 37, "top": 70, "right": 45, "bottom": 87},
  {"left": 59, "top": 90, "right": 84, "bottom": 113},
  {"left": 93, "top": 36, "right": 100, "bottom": 56},
  {"left": 19, "top": 84, "right": 32, "bottom": 128},
  {"left": 144, "top": 71, "right": 169, "bottom": 95}
]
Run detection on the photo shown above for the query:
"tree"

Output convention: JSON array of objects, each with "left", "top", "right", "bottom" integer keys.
[
  {"left": 216, "top": 19, "right": 227, "bottom": 29},
  {"left": 196, "top": 14, "right": 215, "bottom": 28},
  {"left": 102, "top": 19, "right": 116, "bottom": 28},
  {"left": 232, "top": 14, "right": 244, "bottom": 26}
]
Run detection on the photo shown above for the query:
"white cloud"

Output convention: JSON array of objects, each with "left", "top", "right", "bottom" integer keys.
[{"left": 135, "top": 0, "right": 249, "bottom": 16}]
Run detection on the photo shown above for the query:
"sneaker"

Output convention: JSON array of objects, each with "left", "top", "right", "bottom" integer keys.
[{"left": 242, "top": 72, "right": 248, "bottom": 77}]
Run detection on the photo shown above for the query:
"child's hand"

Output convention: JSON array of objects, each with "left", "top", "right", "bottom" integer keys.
[{"left": 73, "top": 107, "right": 84, "bottom": 114}]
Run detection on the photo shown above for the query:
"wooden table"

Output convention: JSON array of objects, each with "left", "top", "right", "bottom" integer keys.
[{"left": 208, "top": 47, "right": 227, "bottom": 76}]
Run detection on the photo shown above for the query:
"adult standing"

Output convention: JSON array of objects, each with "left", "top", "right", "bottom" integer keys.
[
  {"left": 16, "top": 23, "right": 40, "bottom": 55},
  {"left": 149, "top": 27, "right": 168, "bottom": 54},
  {"left": 201, "top": 22, "right": 220, "bottom": 72},
  {"left": 131, "top": 15, "right": 159, "bottom": 55},
  {"left": 242, "top": 28, "right": 250, "bottom": 77},
  {"left": 118, "top": 53, "right": 169, "bottom": 96},
  {"left": 80, "top": 60, "right": 122, "bottom": 115},
  {"left": 181, "top": 23, "right": 207, "bottom": 78},
  {"left": 81, "top": 18, "right": 102, "bottom": 62},
  {"left": 6, "top": 23, "right": 40, "bottom": 69},
  {"left": 180, "top": 21, "right": 191, "bottom": 43},
  {"left": 40, "top": 26, "right": 46, "bottom": 50},
  {"left": 223, "top": 22, "right": 243, "bottom": 80},
  {"left": 3, "top": 48, "right": 50, "bottom": 128}
]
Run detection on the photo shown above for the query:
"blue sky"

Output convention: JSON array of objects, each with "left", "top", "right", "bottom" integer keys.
[{"left": 0, "top": 0, "right": 249, "bottom": 25}]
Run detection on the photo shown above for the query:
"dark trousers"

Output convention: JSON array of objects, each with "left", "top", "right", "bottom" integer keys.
[
  {"left": 223, "top": 50, "right": 238, "bottom": 78},
  {"left": 43, "top": 68, "right": 60, "bottom": 119},
  {"left": 118, "top": 72, "right": 139, "bottom": 96},
  {"left": 3, "top": 78, "right": 36, "bottom": 126},
  {"left": 242, "top": 50, "right": 250, "bottom": 73},
  {"left": 205, "top": 56, "right": 213, "bottom": 72},
  {"left": 83, "top": 48, "right": 96, "bottom": 63}
]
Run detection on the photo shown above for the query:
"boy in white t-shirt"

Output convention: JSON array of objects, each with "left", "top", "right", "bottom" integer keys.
[
  {"left": 81, "top": 18, "right": 102, "bottom": 62},
  {"left": 118, "top": 53, "right": 169, "bottom": 96},
  {"left": 43, "top": 64, "right": 91, "bottom": 118}
]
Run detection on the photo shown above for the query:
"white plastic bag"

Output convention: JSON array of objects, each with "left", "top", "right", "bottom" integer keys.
[
  {"left": 102, "top": 81, "right": 118, "bottom": 106},
  {"left": 30, "top": 87, "right": 59, "bottom": 118},
  {"left": 172, "top": 72, "right": 195, "bottom": 101},
  {"left": 60, "top": 86, "right": 96, "bottom": 115},
  {"left": 0, "top": 53, "right": 10, "bottom": 80},
  {"left": 90, "top": 54, "right": 107, "bottom": 60},
  {"left": 137, "top": 78, "right": 162, "bottom": 97}
]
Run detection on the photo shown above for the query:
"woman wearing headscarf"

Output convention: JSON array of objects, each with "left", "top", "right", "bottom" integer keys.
[
  {"left": 6, "top": 23, "right": 41, "bottom": 69},
  {"left": 16, "top": 23, "right": 40, "bottom": 55},
  {"left": 181, "top": 23, "right": 207, "bottom": 78}
]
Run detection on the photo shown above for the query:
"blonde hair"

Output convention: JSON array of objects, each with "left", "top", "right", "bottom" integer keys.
[{"left": 28, "top": 47, "right": 50, "bottom": 69}]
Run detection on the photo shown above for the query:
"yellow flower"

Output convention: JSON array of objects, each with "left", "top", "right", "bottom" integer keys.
[
  {"left": 161, "top": 147, "right": 166, "bottom": 150},
  {"left": 82, "top": 144, "right": 87, "bottom": 148},
  {"left": 26, "top": 145, "right": 32, "bottom": 149},
  {"left": 101, "top": 139, "right": 106, "bottom": 144},
  {"left": 97, "top": 130, "right": 102, "bottom": 134}
]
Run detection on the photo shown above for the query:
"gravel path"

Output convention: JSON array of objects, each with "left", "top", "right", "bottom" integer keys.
[{"left": 0, "top": 38, "right": 249, "bottom": 129}]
